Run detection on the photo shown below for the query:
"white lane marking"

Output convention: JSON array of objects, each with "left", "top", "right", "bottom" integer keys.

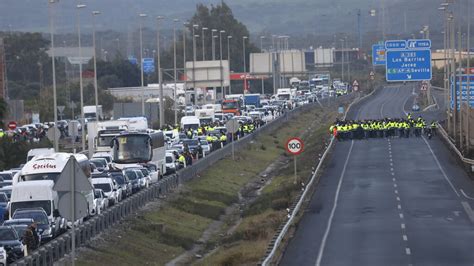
[
  {"left": 391, "top": 172, "right": 395, "bottom": 176},
  {"left": 392, "top": 178, "right": 396, "bottom": 182},
  {"left": 390, "top": 168, "right": 394, "bottom": 171},
  {"left": 399, "top": 213, "right": 404, "bottom": 219},
  {"left": 397, "top": 197, "right": 401, "bottom": 201},
  {"left": 315, "top": 141, "right": 355, "bottom": 266},
  {"left": 421, "top": 137, "right": 460, "bottom": 197},
  {"left": 403, "top": 235, "right": 408, "bottom": 241},
  {"left": 401, "top": 223, "right": 405, "bottom": 229},
  {"left": 460, "top": 189, "right": 474, "bottom": 200},
  {"left": 390, "top": 158, "right": 393, "bottom": 162},
  {"left": 395, "top": 190, "right": 399, "bottom": 194},
  {"left": 394, "top": 184, "right": 398, "bottom": 188},
  {"left": 406, "top": 248, "right": 411, "bottom": 255},
  {"left": 398, "top": 204, "right": 402, "bottom": 209},
  {"left": 461, "top": 201, "right": 474, "bottom": 224},
  {"left": 390, "top": 162, "right": 393, "bottom": 166}
]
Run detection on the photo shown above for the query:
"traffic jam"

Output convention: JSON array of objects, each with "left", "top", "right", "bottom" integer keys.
[{"left": 0, "top": 75, "right": 350, "bottom": 264}]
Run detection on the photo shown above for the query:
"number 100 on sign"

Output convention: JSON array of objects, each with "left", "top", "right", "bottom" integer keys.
[{"left": 286, "top": 137, "right": 304, "bottom": 155}]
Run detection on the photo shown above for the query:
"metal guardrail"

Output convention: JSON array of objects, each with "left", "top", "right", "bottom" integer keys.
[
  {"left": 438, "top": 125, "right": 474, "bottom": 165},
  {"left": 260, "top": 88, "right": 380, "bottom": 265},
  {"left": 11, "top": 97, "right": 348, "bottom": 266}
]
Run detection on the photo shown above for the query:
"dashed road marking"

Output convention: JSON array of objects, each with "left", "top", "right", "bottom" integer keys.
[
  {"left": 391, "top": 172, "right": 395, "bottom": 176},
  {"left": 390, "top": 168, "right": 394, "bottom": 171},
  {"left": 406, "top": 248, "right": 411, "bottom": 255},
  {"left": 399, "top": 213, "right": 404, "bottom": 219},
  {"left": 395, "top": 190, "right": 399, "bottom": 194},
  {"left": 403, "top": 235, "right": 408, "bottom": 241},
  {"left": 394, "top": 184, "right": 398, "bottom": 188},
  {"left": 397, "top": 197, "right": 401, "bottom": 201},
  {"left": 398, "top": 204, "right": 402, "bottom": 209},
  {"left": 392, "top": 178, "right": 396, "bottom": 182},
  {"left": 401, "top": 223, "right": 405, "bottom": 229}
]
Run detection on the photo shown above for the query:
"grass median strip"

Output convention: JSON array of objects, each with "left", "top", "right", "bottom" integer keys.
[{"left": 76, "top": 99, "right": 352, "bottom": 266}]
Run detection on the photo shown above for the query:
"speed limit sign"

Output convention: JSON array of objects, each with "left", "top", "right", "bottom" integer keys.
[{"left": 286, "top": 137, "right": 304, "bottom": 155}]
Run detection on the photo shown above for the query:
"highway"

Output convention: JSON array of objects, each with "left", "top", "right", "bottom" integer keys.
[{"left": 281, "top": 85, "right": 474, "bottom": 266}]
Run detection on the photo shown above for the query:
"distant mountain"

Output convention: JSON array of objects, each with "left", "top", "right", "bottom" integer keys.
[{"left": 0, "top": 0, "right": 463, "bottom": 39}]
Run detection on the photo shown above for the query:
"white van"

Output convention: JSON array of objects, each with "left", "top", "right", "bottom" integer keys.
[
  {"left": 180, "top": 116, "right": 200, "bottom": 131},
  {"left": 14, "top": 153, "right": 95, "bottom": 221}
]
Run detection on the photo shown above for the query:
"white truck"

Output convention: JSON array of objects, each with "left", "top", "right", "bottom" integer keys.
[
  {"left": 12, "top": 153, "right": 96, "bottom": 221},
  {"left": 118, "top": 117, "right": 148, "bottom": 131},
  {"left": 83, "top": 105, "right": 103, "bottom": 122},
  {"left": 95, "top": 120, "right": 130, "bottom": 152},
  {"left": 180, "top": 116, "right": 200, "bottom": 131}
]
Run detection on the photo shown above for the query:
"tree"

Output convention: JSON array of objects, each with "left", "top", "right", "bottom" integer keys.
[{"left": 186, "top": 2, "right": 260, "bottom": 73}]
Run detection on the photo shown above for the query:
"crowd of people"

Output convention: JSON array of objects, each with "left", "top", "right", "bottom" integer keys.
[
  {"left": 0, "top": 127, "right": 47, "bottom": 143},
  {"left": 162, "top": 117, "right": 268, "bottom": 168},
  {"left": 329, "top": 114, "right": 438, "bottom": 141}
]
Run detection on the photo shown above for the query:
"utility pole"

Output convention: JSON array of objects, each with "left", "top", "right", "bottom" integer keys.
[{"left": 156, "top": 16, "right": 164, "bottom": 128}]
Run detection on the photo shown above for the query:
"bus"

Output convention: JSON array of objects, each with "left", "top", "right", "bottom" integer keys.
[{"left": 111, "top": 131, "right": 166, "bottom": 177}]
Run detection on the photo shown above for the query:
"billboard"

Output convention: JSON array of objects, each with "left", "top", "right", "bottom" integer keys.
[
  {"left": 250, "top": 51, "right": 306, "bottom": 75},
  {"left": 185, "top": 60, "right": 230, "bottom": 89},
  {"left": 314, "top": 48, "right": 334, "bottom": 67}
]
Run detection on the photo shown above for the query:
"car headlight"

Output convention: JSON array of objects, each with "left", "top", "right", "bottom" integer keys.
[{"left": 42, "top": 228, "right": 52, "bottom": 236}]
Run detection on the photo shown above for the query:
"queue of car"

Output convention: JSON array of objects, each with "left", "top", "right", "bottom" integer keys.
[{"left": 0, "top": 87, "right": 342, "bottom": 263}]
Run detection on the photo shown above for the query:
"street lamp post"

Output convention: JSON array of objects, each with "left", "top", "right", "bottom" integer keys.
[
  {"left": 260, "top": 36, "right": 265, "bottom": 95},
  {"left": 183, "top": 22, "right": 189, "bottom": 107},
  {"left": 192, "top": 24, "right": 199, "bottom": 105},
  {"left": 340, "top": 38, "right": 345, "bottom": 81},
  {"left": 92, "top": 11, "right": 100, "bottom": 122},
  {"left": 211, "top": 29, "right": 217, "bottom": 60},
  {"left": 227, "top": 35, "right": 232, "bottom": 94},
  {"left": 139, "top": 13, "right": 147, "bottom": 117},
  {"left": 156, "top": 16, "right": 164, "bottom": 128},
  {"left": 243, "top": 36, "right": 248, "bottom": 73},
  {"left": 202, "top": 27, "right": 208, "bottom": 60},
  {"left": 48, "top": 0, "right": 58, "bottom": 152},
  {"left": 76, "top": 3, "right": 86, "bottom": 152},
  {"left": 219, "top": 30, "right": 225, "bottom": 99},
  {"left": 173, "top": 19, "right": 179, "bottom": 125}
]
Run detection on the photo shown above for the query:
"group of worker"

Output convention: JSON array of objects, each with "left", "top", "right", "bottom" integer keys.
[{"left": 330, "top": 115, "right": 438, "bottom": 140}]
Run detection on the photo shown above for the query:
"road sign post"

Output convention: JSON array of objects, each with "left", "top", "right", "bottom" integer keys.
[
  {"left": 372, "top": 44, "right": 386, "bottom": 66},
  {"left": 53, "top": 156, "right": 93, "bottom": 266},
  {"left": 226, "top": 119, "right": 240, "bottom": 160},
  {"left": 286, "top": 137, "right": 304, "bottom": 184}
]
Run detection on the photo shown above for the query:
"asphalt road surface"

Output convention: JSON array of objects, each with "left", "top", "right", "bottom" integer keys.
[{"left": 281, "top": 85, "right": 474, "bottom": 266}]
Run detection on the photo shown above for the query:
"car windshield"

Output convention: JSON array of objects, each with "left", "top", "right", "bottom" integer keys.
[
  {"left": 0, "top": 193, "right": 8, "bottom": 203},
  {"left": 111, "top": 174, "right": 125, "bottom": 185},
  {"left": 140, "top": 169, "right": 149, "bottom": 176},
  {"left": 94, "top": 183, "right": 111, "bottom": 192},
  {"left": 94, "top": 190, "right": 102, "bottom": 198},
  {"left": 0, "top": 228, "right": 17, "bottom": 241},
  {"left": 0, "top": 189, "right": 12, "bottom": 200},
  {"left": 12, "top": 226, "right": 27, "bottom": 239},
  {"left": 91, "top": 159, "right": 106, "bottom": 168},
  {"left": 135, "top": 171, "right": 144, "bottom": 178},
  {"left": 124, "top": 171, "right": 137, "bottom": 180},
  {"left": 182, "top": 139, "right": 199, "bottom": 146},
  {"left": 0, "top": 173, "right": 12, "bottom": 180},
  {"left": 13, "top": 211, "right": 49, "bottom": 224},
  {"left": 20, "top": 173, "right": 60, "bottom": 182}
]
